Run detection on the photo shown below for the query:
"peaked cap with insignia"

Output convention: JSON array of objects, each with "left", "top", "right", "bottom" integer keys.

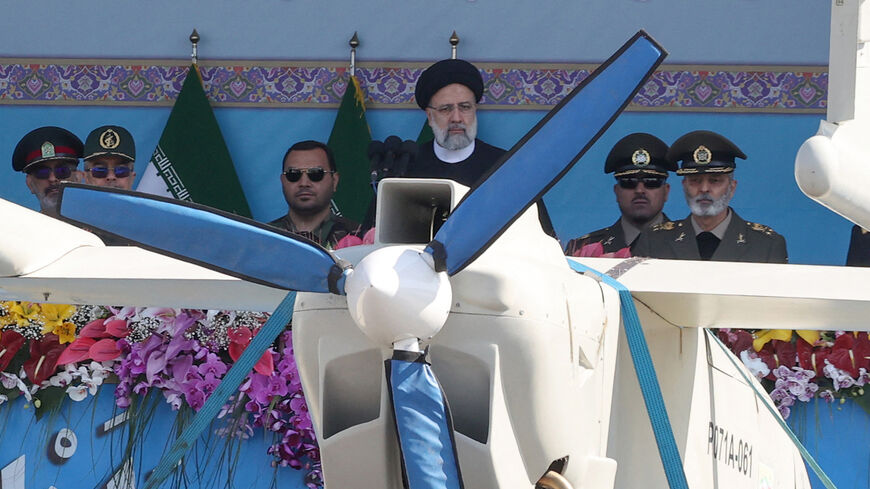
[
  {"left": 12, "top": 126, "right": 83, "bottom": 172},
  {"left": 415, "top": 59, "right": 484, "bottom": 109},
  {"left": 604, "top": 132, "right": 675, "bottom": 177},
  {"left": 84, "top": 125, "right": 135, "bottom": 162},
  {"left": 668, "top": 130, "right": 746, "bottom": 175}
]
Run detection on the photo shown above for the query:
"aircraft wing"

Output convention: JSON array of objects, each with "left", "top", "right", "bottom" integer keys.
[
  {"left": 570, "top": 257, "right": 870, "bottom": 332},
  {"left": 0, "top": 198, "right": 287, "bottom": 311}
]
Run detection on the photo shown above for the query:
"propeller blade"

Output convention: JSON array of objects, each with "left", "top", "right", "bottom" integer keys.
[
  {"left": 426, "top": 31, "right": 666, "bottom": 275},
  {"left": 57, "top": 184, "right": 348, "bottom": 294}
]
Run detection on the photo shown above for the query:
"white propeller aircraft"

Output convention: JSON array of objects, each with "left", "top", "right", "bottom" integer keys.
[{"left": 1, "top": 10, "right": 868, "bottom": 488}]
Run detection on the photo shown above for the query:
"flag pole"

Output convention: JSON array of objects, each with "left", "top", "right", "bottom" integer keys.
[
  {"left": 449, "top": 31, "right": 460, "bottom": 59},
  {"left": 190, "top": 29, "right": 200, "bottom": 65},
  {"left": 349, "top": 32, "right": 360, "bottom": 77}
]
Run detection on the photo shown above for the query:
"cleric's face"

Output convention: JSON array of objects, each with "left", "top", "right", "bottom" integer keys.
[{"left": 426, "top": 83, "right": 477, "bottom": 151}]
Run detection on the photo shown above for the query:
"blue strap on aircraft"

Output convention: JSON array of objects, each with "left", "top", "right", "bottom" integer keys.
[
  {"left": 567, "top": 260, "right": 689, "bottom": 489},
  {"left": 128, "top": 291, "right": 299, "bottom": 489},
  {"left": 387, "top": 351, "right": 464, "bottom": 489}
]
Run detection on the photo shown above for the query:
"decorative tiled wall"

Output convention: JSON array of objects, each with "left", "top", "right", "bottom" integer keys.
[{"left": 0, "top": 59, "right": 827, "bottom": 113}]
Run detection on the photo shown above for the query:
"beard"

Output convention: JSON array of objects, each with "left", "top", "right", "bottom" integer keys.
[
  {"left": 687, "top": 187, "right": 733, "bottom": 217},
  {"left": 430, "top": 118, "right": 477, "bottom": 151}
]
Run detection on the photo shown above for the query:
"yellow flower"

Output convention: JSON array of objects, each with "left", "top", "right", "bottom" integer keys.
[
  {"left": 38, "top": 303, "right": 77, "bottom": 336},
  {"left": 753, "top": 329, "right": 821, "bottom": 351},
  {"left": 8, "top": 302, "right": 41, "bottom": 328},
  {"left": 56, "top": 322, "right": 76, "bottom": 344}
]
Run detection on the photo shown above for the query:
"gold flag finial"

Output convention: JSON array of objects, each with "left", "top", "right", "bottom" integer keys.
[
  {"left": 190, "top": 29, "right": 200, "bottom": 65},
  {"left": 449, "top": 31, "right": 460, "bottom": 59},
  {"left": 349, "top": 32, "right": 360, "bottom": 77}
]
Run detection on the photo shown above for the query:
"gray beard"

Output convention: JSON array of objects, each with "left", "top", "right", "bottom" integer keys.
[
  {"left": 687, "top": 189, "right": 732, "bottom": 217},
  {"left": 431, "top": 119, "right": 477, "bottom": 150}
]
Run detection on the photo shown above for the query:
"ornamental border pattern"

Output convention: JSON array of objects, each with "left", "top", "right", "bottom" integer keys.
[{"left": 0, "top": 58, "right": 827, "bottom": 113}]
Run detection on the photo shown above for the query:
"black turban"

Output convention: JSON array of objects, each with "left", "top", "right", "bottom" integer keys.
[{"left": 415, "top": 59, "right": 484, "bottom": 109}]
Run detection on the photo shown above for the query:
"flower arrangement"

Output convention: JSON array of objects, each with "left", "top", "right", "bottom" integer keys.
[
  {"left": 718, "top": 328, "right": 870, "bottom": 419},
  {"left": 0, "top": 301, "right": 322, "bottom": 487}
]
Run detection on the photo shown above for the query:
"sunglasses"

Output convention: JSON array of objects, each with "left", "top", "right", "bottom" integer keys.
[
  {"left": 87, "top": 166, "right": 132, "bottom": 179},
  {"left": 28, "top": 165, "right": 75, "bottom": 180},
  {"left": 617, "top": 176, "right": 665, "bottom": 189},
  {"left": 283, "top": 167, "right": 334, "bottom": 183}
]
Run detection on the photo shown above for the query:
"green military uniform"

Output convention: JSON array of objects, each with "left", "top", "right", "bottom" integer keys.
[
  {"left": 632, "top": 210, "right": 787, "bottom": 263},
  {"left": 565, "top": 214, "right": 670, "bottom": 256},
  {"left": 267, "top": 213, "right": 362, "bottom": 250}
]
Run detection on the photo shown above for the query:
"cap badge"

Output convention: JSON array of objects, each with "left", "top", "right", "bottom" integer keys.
[
  {"left": 693, "top": 145, "right": 712, "bottom": 165},
  {"left": 631, "top": 148, "right": 650, "bottom": 166},
  {"left": 40, "top": 141, "right": 55, "bottom": 158},
  {"left": 99, "top": 129, "right": 120, "bottom": 149}
]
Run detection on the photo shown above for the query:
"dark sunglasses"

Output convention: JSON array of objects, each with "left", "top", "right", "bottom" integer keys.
[
  {"left": 617, "top": 176, "right": 665, "bottom": 189},
  {"left": 87, "top": 166, "right": 132, "bottom": 179},
  {"left": 28, "top": 165, "right": 75, "bottom": 180},
  {"left": 283, "top": 168, "right": 334, "bottom": 183}
]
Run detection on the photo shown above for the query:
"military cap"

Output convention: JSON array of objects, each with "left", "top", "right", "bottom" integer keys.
[
  {"left": 12, "top": 126, "right": 83, "bottom": 172},
  {"left": 84, "top": 125, "right": 135, "bottom": 162},
  {"left": 604, "top": 133, "right": 675, "bottom": 177},
  {"left": 668, "top": 130, "right": 746, "bottom": 175},
  {"left": 415, "top": 59, "right": 484, "bottom": 110}
]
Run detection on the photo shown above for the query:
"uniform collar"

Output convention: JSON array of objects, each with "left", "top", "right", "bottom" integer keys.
[
  {"left": 433, "top": 139, "right": 475, "bottom": 163},
  {"left": 620, "top": 212, "right": 664, "bottom": 245},
  {"left": 690, "top": 208, "right": 732, "bottom": 239}
]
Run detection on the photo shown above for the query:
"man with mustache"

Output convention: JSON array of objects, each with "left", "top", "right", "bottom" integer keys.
[
  {"left": 406, "top": 58, "right": 505, "bottom": 187},
  {"left": 565, "top": 133, "right": 675, "bottom": 257},
  {"left": 633, "top": 130, "right": 787, "bottom": 263},
  {"left": 12, "top": 126, "right": 83, "bottom": 217},
  {"left": 268, "top": 140, "right": 362, "bottom": 249}
]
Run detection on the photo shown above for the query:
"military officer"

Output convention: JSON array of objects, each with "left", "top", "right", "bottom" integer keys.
[
  {"left": 82, "top": 125, "right": 137, "bottom": 190},
  {"left": 565, "top": 133, "right": 675, "bottom": 256},
  {"left": 12, "top": 126, "right": 83, "bottom": 216},
  {"left": 633, "top": 130, "right": 787, "bottom": 263}
]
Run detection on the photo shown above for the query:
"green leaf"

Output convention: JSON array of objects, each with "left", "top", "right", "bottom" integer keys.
[{"left": 33, "top": 386, "right": 66, "bottom": 421}]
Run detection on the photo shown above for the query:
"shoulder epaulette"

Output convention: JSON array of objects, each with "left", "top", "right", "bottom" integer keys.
[
  {"left": 651, "top": 221, "right": 677, "bottom": 232},
  {"left": 746, "top": 221, "right": 778, "bottom": 236}
]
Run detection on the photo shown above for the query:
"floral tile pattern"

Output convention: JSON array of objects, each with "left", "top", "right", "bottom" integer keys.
[{"left": 0, "top": 59, "right": 827, "bottom": 113}]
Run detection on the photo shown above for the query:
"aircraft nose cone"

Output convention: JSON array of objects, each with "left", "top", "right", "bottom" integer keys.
[{"left": 345, "top": 246, "right": 452, "bottom": 348}]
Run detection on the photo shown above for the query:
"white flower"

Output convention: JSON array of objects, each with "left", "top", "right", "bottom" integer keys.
[
  {"left": 48, "top": 370, "right": 74, "bottom": 387},
  {"left": 740, "top": 350, "right": 770, "bottom": 379},
  {"left": 66, "top": 384, "right": 88, "bottom": 402}
]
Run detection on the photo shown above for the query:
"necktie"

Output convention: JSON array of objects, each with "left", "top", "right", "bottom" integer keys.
[{"left": 696, "top": 231, "right": 720, "bottom": 260}]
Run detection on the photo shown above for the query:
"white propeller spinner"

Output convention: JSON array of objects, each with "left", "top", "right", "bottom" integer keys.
[{"left": 344, "top": 245, "right": 452, "bottom": 350}]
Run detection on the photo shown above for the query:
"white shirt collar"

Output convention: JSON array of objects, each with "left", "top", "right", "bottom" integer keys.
[{"left": 433, "top": 139, "right": 475, "bottom": 163}]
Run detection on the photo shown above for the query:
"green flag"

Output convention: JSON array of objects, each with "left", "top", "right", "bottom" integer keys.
[
  {"left": 136, "top": 64, "right": 251, "bottom": 218},
  {"left": 327, "top": 75, "right": 373, "bottom": 223},
  {"left": 417, "top": 120, "right": 434, "bottom": 144}
]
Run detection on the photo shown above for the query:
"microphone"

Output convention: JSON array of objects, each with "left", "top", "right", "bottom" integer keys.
[
  {"left": 368, "top": 140, "right": 385, "bottom": 184},
  {"left": 395, "top": 140, "right": 419, "bottom": 176}
]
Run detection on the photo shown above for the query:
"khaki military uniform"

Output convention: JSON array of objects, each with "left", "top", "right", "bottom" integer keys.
[{"left": 632, "top": 209, "right": 787, "bottom": 263}]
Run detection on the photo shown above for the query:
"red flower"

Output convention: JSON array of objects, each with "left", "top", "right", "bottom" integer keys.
[
  {"left": 796, "top": 337, "right": 830, "bottom": 376},
  {"left": 756, "top": 339, "right": 796, "bottom": 380},
  {"left": 57, "top": 337, "right": 97, "bottom": 365},
  {"left": 0, "top": 331, "right": 26, "bottom": 372},
  {"left": 23, "top": 334, "right": 66, "bottom": 385},
  {"left": 827, "top": 332, "right": 870, "bottom": 377},
  {"left": 228, "top": 327, "right": 274, "bottom": 375}
]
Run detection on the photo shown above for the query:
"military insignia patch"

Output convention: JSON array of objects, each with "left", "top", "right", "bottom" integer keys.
[
  {"left": 41, "top": 141, "right": 55, "bottom": 158},
  {"left": 749, "top": 222, "right": 774, "bottom": 235},
  {"left": 693, "top": 145, "right": 712, "bottom": 164},
  {"left": 631, "top": 148, "right": 650, "bottom": 166},
  {"left": 99, "top": 129, "right": 120, "bottom": 149}
]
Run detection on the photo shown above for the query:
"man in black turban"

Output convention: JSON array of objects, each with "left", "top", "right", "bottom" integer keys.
[{"left": 405, "top": 59, "right": 505, "bottom": 188}]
